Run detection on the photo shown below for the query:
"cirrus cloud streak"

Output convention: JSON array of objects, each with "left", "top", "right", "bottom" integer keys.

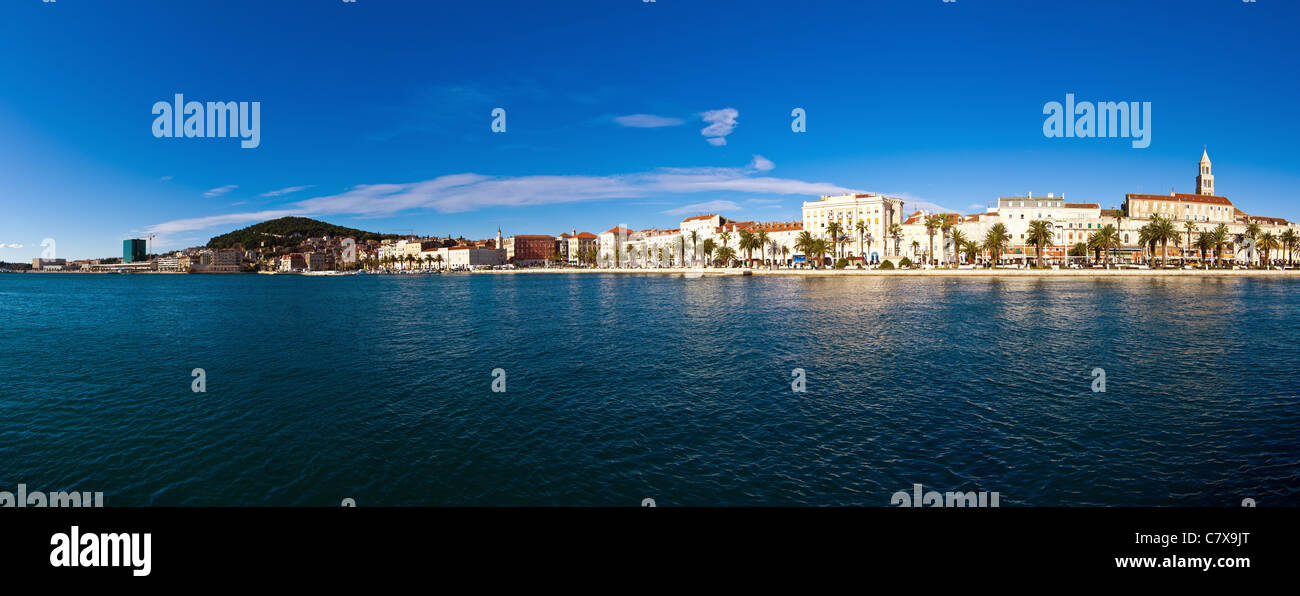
[{"left": 146, "top": 156, "right": 854, "bottom": 236}]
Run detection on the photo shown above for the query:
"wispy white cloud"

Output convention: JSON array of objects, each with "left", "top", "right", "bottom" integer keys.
[
  {"left": 701, "top": 108, "right": 738, "bottom": 146},
  {"left": 146, "top": 158, "right": 855, "bottom": 236},
  {"left": 1, "top": 243, "right": 23, "bottom": 249},
  {"left": 203, "top": 185, "right": 239, "bottom": 198},
  {"left": 260, "top": 185, "right": 313, "bottom": 198},
  {"left": 887, "top": 192, "right": 957, "bottom": 215},
  {"left": 159, "top": 176, "right": 173, "bottom": 182},
  {"left": 147, "top": 209, "right": 304, "bottom": 236},
  {"left": 663, "top": 200, "right": 743, "bottom": 216},
  {"left": 748, "top": 155, "right": 774, "bottom": 171},
  {"left": 613, "top": 114, "right": 684, "bottom": 128}
]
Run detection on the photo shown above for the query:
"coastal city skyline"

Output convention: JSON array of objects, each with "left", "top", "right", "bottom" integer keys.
[
  {"left": 21, "top": 147, "right": 1300, "bottom": 274},
  {"left": 3, "top": 1, "right": 1299, "bottom": 261},
  {"left": 4, "top": 2, "right": 1296, "bottom": 580}
]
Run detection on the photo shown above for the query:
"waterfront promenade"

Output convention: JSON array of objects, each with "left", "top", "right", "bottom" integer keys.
[{"left": 476, "top": 267, "right": 1300, "bottom": 277}]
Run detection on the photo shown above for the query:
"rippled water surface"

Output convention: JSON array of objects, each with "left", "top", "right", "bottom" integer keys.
[{"left": 1, "top": 273, "right": 1297, "bottom": 506}]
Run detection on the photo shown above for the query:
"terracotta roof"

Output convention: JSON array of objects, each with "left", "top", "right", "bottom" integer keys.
[
  {"left": 748, "top": 221, "right": 802, "bottom": 232},
  {"left": 681, "top": 214, "right": 718, "bottom": 222},
  {"left": 1101, "top": 209, "right": 1124, "bottom": 218},
  {"left": 512, "top": 234, "right": 555, "bottom": 240},
  {"left": 604, "top": 226, "right": 635, "bottom": 235},
  {"left": 1249, "top": 216, "right": 1289, "bottom": 226},
  {"left": 573, "top": 232, "right": 598, "bottom": 239},
  {"left": 1064, "top": 203, "right": 1100, "bottom": 209},
  {"left": 717, "top": 221, "right": 756, "bottom": 233},
  {"left": 1125, "top": 193, "right": 1233, "bottom": 206}
]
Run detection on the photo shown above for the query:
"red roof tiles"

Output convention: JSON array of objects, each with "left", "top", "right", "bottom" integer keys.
[{"left": 1125, "top": 193, "right": 1233, "bottom": 206}]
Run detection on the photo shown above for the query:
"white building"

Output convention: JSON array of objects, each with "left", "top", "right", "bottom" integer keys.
[{"left": 802, "top": 193, "right": 905, "bottom": 263}]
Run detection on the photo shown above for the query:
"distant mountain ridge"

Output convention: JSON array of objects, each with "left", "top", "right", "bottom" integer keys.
[{"left": 206, "top": 217, "right": 399, "bottom": 249}]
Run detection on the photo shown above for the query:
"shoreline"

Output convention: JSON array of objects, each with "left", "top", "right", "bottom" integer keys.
[
  {"left": 9, "top": 268, "right": 1300, "bottom": 278},
  {"left": 480, "top": 267, "right": 1300, "bottom": 277}
]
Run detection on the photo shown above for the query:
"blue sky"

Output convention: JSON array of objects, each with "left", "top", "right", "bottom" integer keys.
[{"left": 2, "top": 0, "right": 1297, "bottom": 259}]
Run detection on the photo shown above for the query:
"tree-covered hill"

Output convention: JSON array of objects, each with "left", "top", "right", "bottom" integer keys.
[{"left": 206, "top": 217, "right": 399, "bottom": 249}]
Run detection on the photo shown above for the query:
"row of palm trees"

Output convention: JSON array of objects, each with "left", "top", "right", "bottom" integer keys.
[
  {"left": 367, "top": 217, "right": 1300, "bottom": 271},
  {"left": 362, "top": 253, "right": 445, "bottom": 271},
  {"left": 1062, "top": 217, "right": 1300, "bottom": 269},
  {"left": 819, "top": 220, "right": 908, "bottom": 264}
]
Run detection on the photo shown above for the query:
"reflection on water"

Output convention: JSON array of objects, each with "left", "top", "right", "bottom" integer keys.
[{"left": 0, "top": 274, "right": 1296, "bottom": 506}]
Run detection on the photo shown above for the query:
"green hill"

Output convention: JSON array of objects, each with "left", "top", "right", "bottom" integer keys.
[{"left": 206, "top": 216, "right": 399, "bottom": 250}]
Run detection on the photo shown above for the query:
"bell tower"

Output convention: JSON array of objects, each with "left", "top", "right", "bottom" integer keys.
[{"left": 1196, "top": 147, "right": 1214, "bottom": 196}]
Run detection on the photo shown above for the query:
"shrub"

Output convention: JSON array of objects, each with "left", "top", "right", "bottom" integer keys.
[
  {"left": 898, "top": 257, "right": 913, "bottom": 268},
  {"left": 879, "top": 260, "right": 895, "bottom": 270},
  {"left": 834, "top": 258, "right": 849, "bottom": 269}
]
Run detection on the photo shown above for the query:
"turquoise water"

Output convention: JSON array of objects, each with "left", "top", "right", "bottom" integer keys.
[{"left": 1, "top": 273, "right": 1297, "bottom": 506}]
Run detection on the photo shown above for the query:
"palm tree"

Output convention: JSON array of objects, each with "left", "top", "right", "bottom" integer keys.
[
  {"left": 1069, "top": 242, "right": 1089, "bottom": 265},
  {"left": 1086, "top": 232, "right": 1102, "bottom": 266},
  {"left": 701, "top": 238, "right": 716, "bottom": 267},
  {"left": 719, "top": 231, "right": 732, "bottom": 251},
  {"left": 1025, "top": 220, "right": 1054, "bottom": 268},
  {"left": 434, "top": 254, "right": 444, "bottom": 270},
  {"left": 948, "top": 229, "right": 968, "bottom": 266},
  {"left": 1184, "top": 220, "right": 1197, "bottom": 266},
  {"left": 825, "top": 221, "right": 843, "bottom": 260},
  {"left": 794, "top": 231, "right": 815, "bottom": 268},
  {"left": 983, "top": 223, "right": 1011, "bottom": 267},
  {"left": 923, "top": 214, "right": 944, "bottom": 266},
  {"left": 1280, "top": 229, "right": 1299, "bottom": 268},
  {"left": 1256, "top": 231, "right": 1279, "bottom": 269},
  {"left": 1148, "top": 214, "right": 1180, "bottom": 268},
  {"left": 755, "top": 229, "right": 770, "bottom": 268},
  {"left": 1195, "top": 231, "right": 1215, "bottom": 269},
  {"left": 1244, "top": 222, "right": 1262, "bottom": 266},
  {"left": 767, "top": 239, "right": 779, "bottom": 270},
  {"left": 738, "top": 230, "right": 757, "bottom": 266},
  {"left": 961, "top": 240, "right": 980, "bottom": 265},
  {"left": 1211, "top": 223, "right": 1230, "bottom": 268},
  {"left": 715, "top": 246, "right": 737, "bottom": 267},
  {"left": 855, "top": 220, "right": 868, "bottom": 262},
  {"left": 1095, "top": 224, "right": 1119, "bottom": 268},
  {"left": 910, "top": 240, "right": 920, "bottom": 261},
  {"left": 889, "top": 223, "right": 903, "bottom": 257},
  {"left": 809, "top": 238, "right": 830, "bottom": 269}
]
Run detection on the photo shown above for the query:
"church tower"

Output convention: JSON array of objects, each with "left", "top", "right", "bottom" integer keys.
[
  {"left": 1196, "top": 147, "right": 1214, "bottom": 196},
  {"left": 496, "top": 227, "right": 503, "bottom": 250}
]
